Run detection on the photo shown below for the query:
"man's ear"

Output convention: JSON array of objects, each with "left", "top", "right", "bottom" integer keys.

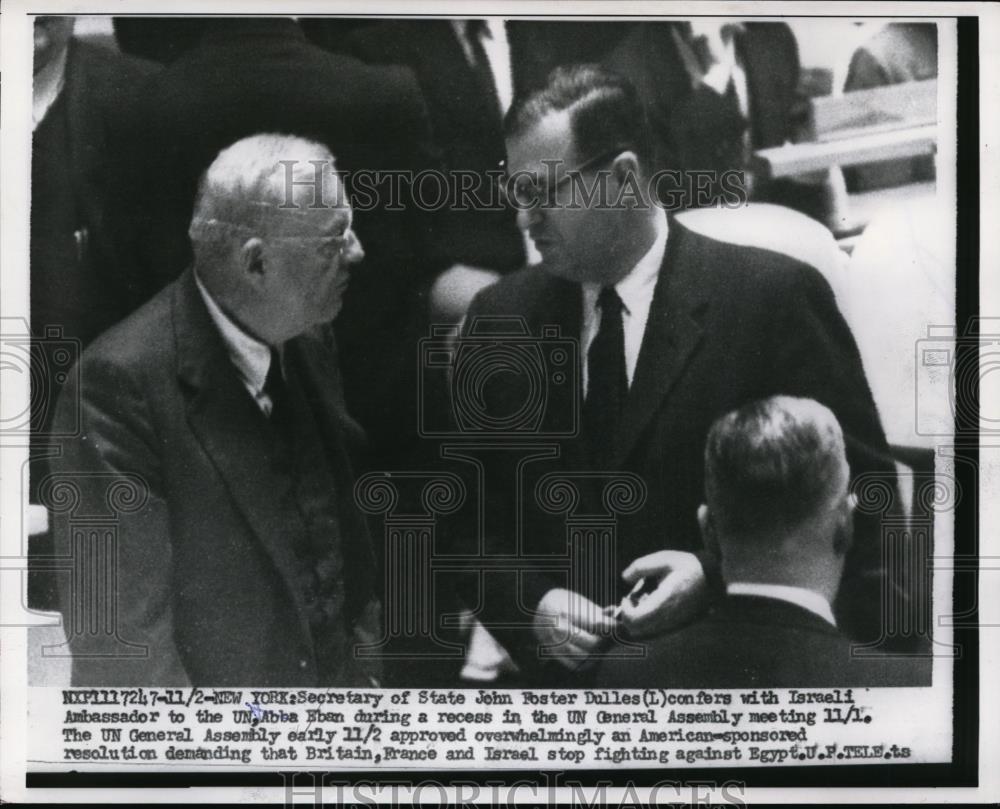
[
  {"left": 610, "top": 150, "right": 640, "bottom": 186},
  {"left": 833, "top": 493, "right": 856, "bottom": 556},
  {"left": 697, "top": 503, "right": 718, "bottom": 555},
  {"left": 608, "top": 151, "right": 646, "bottom": 211},
  {"left": 239, "top": 237, "right": 265, "bottom": 281}
]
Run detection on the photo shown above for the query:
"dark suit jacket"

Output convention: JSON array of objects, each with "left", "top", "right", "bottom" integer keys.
[
  {"left": 124, "top": 19, "right": 443, "bottom": 459},
  {"left": 49, "top": 271, "right": 378, "bottom": 686},
  {"left": 346, "top": 20, "right": 526, "bottom": 274},
  {"left": 597, "top": 595, "right": 930, "bottom": 688},
  {"left": 604, "top": 23, "right": 812, "bottom": 213},
  {"left": 112, "top": 17, "right": 210, "bottom": 64},
  {"left": 30, "top": 39, "right": 158, "bottom": 512},
  {"left": 31, "top": 38, "right": 159, "bottom": 349},
  {"left": 454, "top": 219, "right": 900, "bottom": 676}
]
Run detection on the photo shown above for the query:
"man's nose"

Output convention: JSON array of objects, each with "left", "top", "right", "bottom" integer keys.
[{"left": 343, "top": 229, "right": 365, "bottom": 264}]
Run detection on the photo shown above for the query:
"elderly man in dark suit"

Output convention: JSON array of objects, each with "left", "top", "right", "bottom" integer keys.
[
  {"left": 124, "top": 17, "right": 442, "bottom": 464},
  {"left": 50, "top": 135, "right": 380, "bottom": 686},
  {"left": 449, "top": 65, "right": 903, "bottom": 684},
  {"left": 598, "top": 396, "right": 929, "bottom": 688}
]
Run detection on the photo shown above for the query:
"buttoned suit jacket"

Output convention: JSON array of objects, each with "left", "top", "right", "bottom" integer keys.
[
  {"left": 49, "top": 270, "right": 378, "bottom": 686},
  {"left": 454, "top": 220, "right": 900, "bottom": 675}
]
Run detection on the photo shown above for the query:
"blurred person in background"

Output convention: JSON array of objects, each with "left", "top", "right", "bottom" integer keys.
[{"left": 28, "top": 15, "right": 157, "bottom": 609}]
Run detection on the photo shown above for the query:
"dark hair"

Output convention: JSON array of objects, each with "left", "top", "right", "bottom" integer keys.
[
  {"left": 503, "top": 64, "right": 652, "bottom": 167},
  {"left": 704, "top": 396, "right": 848, "bottom": 535}
]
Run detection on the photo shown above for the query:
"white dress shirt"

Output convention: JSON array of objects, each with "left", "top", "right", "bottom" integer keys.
[
  {"left": 33, "top": 44, "right": 68, "bottom": 131},
  {"left": 726, "top": 582, "right": 838, "bottom": 627},
  {"left": 195, "top": 273, "right": 277, "bottom": 416},
  {"left": 581, "top": 209, "right": 669, "bottom": 396},
  {"left": 450, "top": 18, "right": 514, "bottom": 116}
]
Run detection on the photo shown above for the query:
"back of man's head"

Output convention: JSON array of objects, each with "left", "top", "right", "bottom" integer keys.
[
  {"left": 504, "top": 63, "right": 652, "bottom": 170},
  {"left": 702, "top": 396, "right": 854, "bottom": 592}
]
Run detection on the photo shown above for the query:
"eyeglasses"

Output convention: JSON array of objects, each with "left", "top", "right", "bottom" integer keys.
[
  {"left": 497, "top": 146, "right": 628, "bottom": 208},
  {"left": 313, "top": 228, "right": 358, "bottom": 260},
  {"left": 189, "top": 218, "right": 357, "bottom": 257}
]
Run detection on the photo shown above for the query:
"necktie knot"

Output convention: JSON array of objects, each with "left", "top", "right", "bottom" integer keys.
[{"left": 597, "top": 286, "right": 624, "bottom": 315}]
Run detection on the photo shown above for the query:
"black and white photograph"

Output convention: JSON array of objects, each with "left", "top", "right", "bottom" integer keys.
[{"left": 0, "top": 1, "right": 995, "bottom": 805}]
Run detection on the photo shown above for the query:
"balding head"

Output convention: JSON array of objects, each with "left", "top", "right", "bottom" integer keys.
[
  {"left": 190, "top": 134, "right": 343, "bottom": 236},
  {"left": 699, "top": 396, "right": 855, "bottom": 599},
  {"left": 188, "top": 134, "right": 363, "bottom": 345}
]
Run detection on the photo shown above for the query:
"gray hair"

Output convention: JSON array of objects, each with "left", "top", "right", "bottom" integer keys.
[
  {"left": 188, "top": 133, "right": 342, "bottom": 272},
  {"left": 704, "top": 395, "right": 849, "bottom": 535}
]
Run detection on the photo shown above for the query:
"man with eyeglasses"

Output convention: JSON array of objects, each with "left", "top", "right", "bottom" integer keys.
[
  {"left": 452, "top": 66, "right": 907, "bottom": 684},
  {"left": 49, "top": 134, "right": 382, "bottom": 686}
]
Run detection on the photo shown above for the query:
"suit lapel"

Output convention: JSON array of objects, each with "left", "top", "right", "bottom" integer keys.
[
  {"left": 172, "top": 272, "right": 311, "bottom": 625},
  {"left": 614, "top": 223, "right": 708, "bottom": 466}
]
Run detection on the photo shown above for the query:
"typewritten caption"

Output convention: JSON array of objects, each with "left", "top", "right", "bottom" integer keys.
[{"left": 30, "top": 687, "right": 947, "bottom": 769}]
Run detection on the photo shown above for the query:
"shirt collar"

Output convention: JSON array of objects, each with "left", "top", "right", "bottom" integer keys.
[
  {"left": 726, "top": 582, "right": 837, "bottom": 627},
  {"left": 194, "top": 272, "right": 273, "bottom": 395},
  {"left": 583, "top": 208, "right": 668, "bottom": 315},
  {"left": 33, "top": 43, "right": 68, "bottom": 131}
]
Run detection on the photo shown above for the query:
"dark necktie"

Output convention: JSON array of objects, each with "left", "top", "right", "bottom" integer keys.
[
  {"left": 465, "top": 19, "right": 502, "bottom": 118},
  {"left": 584, "top": 287, "right": 627, "bottom": 469},
  {"left": 263, "top": 347, "right": 287, "bottom": 425}
]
